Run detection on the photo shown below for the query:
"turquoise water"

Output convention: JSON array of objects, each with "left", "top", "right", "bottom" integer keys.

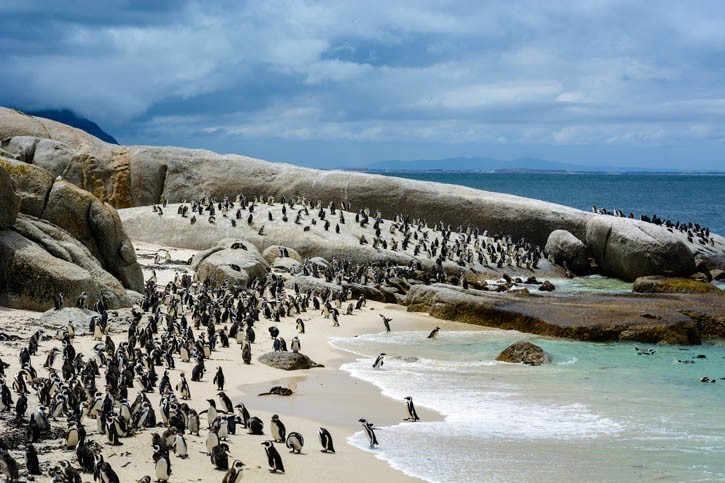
[
  {"left": 332, "top": 330, "right": 725, "bottom": 483},
  {"left": 375, "top": 172, "right": 725, "bottom": 236}
]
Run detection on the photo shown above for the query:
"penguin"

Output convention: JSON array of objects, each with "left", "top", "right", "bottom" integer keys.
[
  {"left": 247, "top": 416, "right": 264, "bottom": 435},
  {"left": 295, "top": 318, "right": 305, "bottom": 334},
  {"left": 176, "top": 373, "right": 191, "bottom": 400},
  {"left": 218, "top": 391, "right": 234, "bottom": 414},
  {"left": 106, "top": 416, "right": 123, "bottom": 445},
  {"left": 235, "top": 403, "right": 250, "bottom": 428},
  {"left": 241, "top": 341, "right": 252, "bottom": 365},
  {"left": 173, "top": 431, "right": 188, "bottom": 459},
  {"left": 54, "top": 292, "right": 64, "bottom": 310},
  {"left": 25, "top": 443, "right": 41, "bottom": 475},
  {"left": 290, "top": 336, "right": 301, "bottom": 353},
  {"left": 76, "top": 442, "right": 95, "bottom": 473},
  {"left": 427, "top": 326, "right": 440, "bottom": 339},
  {"left": 270, "top": 414, "right": 286, "bottom": 443},
  {"left": 318, "top": 427, "right": 335, "bottom": 453},
  {"left": 211, "top": 442, "right": 231, "bottom": 470},
  {"left": 0, "top": 449, "right": 19, "bottom": 482},
  {"left": 358, "top": 418, "right": 379, "bottom": 448},
  {"left": 222, "top": 460, "right": 245, "bottom": 483},
  {"left": 187, "top": 409, "right": 201, "bottom": 436},
  {"left": 206, "top": 426, "right": 220, "bottom": 455},
  {"left": 404, "top": 396, "right": 420, "bottom": 421},
  {"left": 261, "top": 440, "right": 285, "bottom": 473},
  {"left": 285, "top": 431, "right": 304, "bottom": 453},
  {"left": 153, "top": 449, "right": 172, "bottom": 482},
  {"left": 372, "top": 352, "right": 386, "bottom": 369},
  {"left": 95, "top": 455, "right": 120, "bottom": 483},
  {"left": 59, "top": 459, "right": 83, "bottom": 482},
  {"left": 213, "top": 367, "right": 225, "bottom": 391},
  {"left": 200, "top": 399, "right": 222, "bottom": 428},
  {"left": 379, "top": 314, "right": 392, "bottom": 332},
  {"left": 66, "top": 422, "right": 81, "bottom": 448}
]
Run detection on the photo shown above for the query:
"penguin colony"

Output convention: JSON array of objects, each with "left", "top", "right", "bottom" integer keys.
[{"left": 0, "top": 190, "right": 545, "bottom": 481}]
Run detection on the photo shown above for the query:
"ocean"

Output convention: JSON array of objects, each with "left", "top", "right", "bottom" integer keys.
[
  {"left": 333, "top": 171, "right": 724, "bottom": 482},
  {"left": 372, "top": 172, "right": 725, "bottom": 236},
  {"left": 332, "top": 330, "right": 725, "bottom": 483}
]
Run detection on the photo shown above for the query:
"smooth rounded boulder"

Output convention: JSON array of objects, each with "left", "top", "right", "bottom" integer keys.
[
  {"left": 544, "top": 229, "right": 590, "bottom": 274},
  {"left": 585, "top": 215, "right": 695, "bottom": 282},
  {"left": 192, "top": 239, "right": 269, "bottom": 288},
  {"left": 496, "top": 341, "right": 550, "bottom": 366}
]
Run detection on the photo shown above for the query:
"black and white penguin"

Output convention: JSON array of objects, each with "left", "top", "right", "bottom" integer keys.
[
  {"left": 201, "top": 399, "right": 222, "bottom": 428},
  {"left": 222, "top": 460, "right": 245, "bottom": 483},
  {"left": 76, "top": 442, "right": 95, "bottom": 473},
  {"left": 153, "top": 448, "right": 172, "bottom": 481},
  {"left": 318, "top": 427, "right": 335, "bottom": 453},
  {"left": 404, "top": 396, "right": 420, "bottom": 421},
  {"left": 358, "top": 418, "right": 379, "bottom": 448},
  {"left": 247, "top": 416, "right": 264, "bottom": 435},
  {"left": 173, "top": 431, "right": 188, "bottom": 458},
  {"left": 427, "top": 327, "right": 440, "bottom": 339},
  {"left": 270, "top": 414, "right": 286, "bottom": 443},
  {"left": 94, "top": 454, "right": 120, "bottom": 483},
  {"left": 235, "top": 403, "right": 250, "bottom": 428},
  {"left": 206, "top": 426, "right": 220, "bottom": 455},
  {"left": 285, "top": 431, "right": 304, "bottom": 453},
  {"left": 261, "top": 440, "right": 285, "bottom": 473},
  {"left": 218, "top": 391, "right": 234, "bottom": 414},
  {"left": 213, "top": 367, "right": 225, "bottom": 391},
  {"left": 295, "top": 318, "right": 305, "bottom": 334},
  {"left": 176, "top": 373, "right": 191, "bottom": 400},
  {"left": 372, "top": 352, "right": 386, "bottom": 369},
  {"left": 290, "top": 336, "right": 301, "bottom": 353}
]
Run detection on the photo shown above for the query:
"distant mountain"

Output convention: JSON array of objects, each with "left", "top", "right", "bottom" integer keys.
[
  {"left": 360, "top": 156, "right": 668, "bottom": 173},
  {"left": 23, "top": 108, "right": 118, "bottom": 144}
]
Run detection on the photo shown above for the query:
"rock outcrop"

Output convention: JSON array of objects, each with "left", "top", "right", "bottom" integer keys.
[
  {"left": 544, "top": 230, "right": 590, "bottom": 274},
  {"left": 405, "top": 283, "right": 725, "bottom": 344},
  {"left": 257, "top": 352, "right": 323, "bottom": 370},
  {"left": 0, "top": 157, "right": 144, "bottom": 292},
  {"left": 1, "top": 107, "right": 722, "bottom": 282},
  {"left": 0, "top": 215, "right": 132, "bottom": 311},
  {"left": 633, "top": 276, "right": 723, "bottom": 295},
  {"left": 191, "top": 239, "right": 269, "bottom": 288},
  {"left": 585, "top": 215, "right": 696, "bottom": 282},
  {"left": 0, "top": 165, "right": 20, "bottom": 228},
  {"left": 496, "top": 341, "right": 550, "bottom": 365}
]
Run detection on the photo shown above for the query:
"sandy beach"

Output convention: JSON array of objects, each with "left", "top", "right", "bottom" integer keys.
[{"left": 0, "top": 241, "right": 480, "bottom": 482}]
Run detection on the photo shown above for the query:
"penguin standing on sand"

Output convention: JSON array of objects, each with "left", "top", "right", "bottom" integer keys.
[
  {"left": 261, "top": 441, "right": 285, "bottom": 473},
  {"left": 213, "top": 367, "right": 225, "bottom": 391},
  {"left": 176, "top": 373, "right": 191, "bottom": 400},
  {"left": 290, "top": 336, "right": 301, "bottom": 353},
  {"left": 427, "top": 327, "right": 440, "bottom": 339},
  {"left": 318, "top": 427, "right": 335, "bottom": 453},
  {"left": 218, "top": 391, "right": 234, "bottom": 414},
  {"left": 404, "top": 396, "right": 420, "bottom": 421},
  {"left": 286, "top": 431, "right": 304, "bottom": 453},
  {"left": 270, "top": 414, "right": 286, "bottom": 443},
  {"left": 295, "top": 318, "right": 305, "bottom": 334},
  {"left": 372, "top": 352, "right": 386, "bottom": 369},
  {"left": 153, "top": 447, "right": 172, "bottom": 481},
  {"left": 25, "top": 443, "right": 41, "bottom": 475},
  {"left": 358, "top": 418, "right": 379, "bottom": 448},
  {"left": 173, "top": 431, "right": 188, "bottom": 459}
]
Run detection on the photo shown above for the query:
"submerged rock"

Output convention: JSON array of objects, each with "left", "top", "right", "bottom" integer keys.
[
  {"left": 633, "top": 276, "right": 722, "bottom": 295},
  {"left": 496, "top": 341, "right": 550, "bottom": 366}
]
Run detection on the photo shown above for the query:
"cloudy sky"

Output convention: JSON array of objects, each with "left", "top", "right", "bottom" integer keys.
[{"left": 1, "top": 1, "right": 724, "bottom": 170}]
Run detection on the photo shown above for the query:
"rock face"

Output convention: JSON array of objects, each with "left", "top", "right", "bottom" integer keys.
[
  {"left": 633, "top": 276, "right": 723, "bottom": 295},
  {"left": 262, "top": 245, "right": 301, "bottom": 264},
  {"left": 496, "top": 341, "right": 550, "bottom": 365},
  {"left": 585, "top": 215, "right": 696, "bottom": 282},
  {"left": 406, "top": 284, "right": 725, "bottom": 344},
  {"left": 0, "top": 165, "right": 20, "bottom": 228},
  {"left": 257, "top": 352, "right": 323, "bottom": 370},
  {"left": 1, "top": 107, "right": 721, "bottom": 282},
  {"left": 0, "top": 158, "right": 144, "bottom": 292},
  {"left": 544, "top": 230, "right": 589, "bottom": 274},
  {"left": 191, "top": 239, "right": 269, "bottom": 288},
  {"left": 0, "top": 215, "right": 132, "bottom": 311}
]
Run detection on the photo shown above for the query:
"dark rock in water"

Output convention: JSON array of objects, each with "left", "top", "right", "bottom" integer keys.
[
  {"left": 257, "top": 386, "right": 294, "bottom": 396},
  {"left": 496, "top": 341, "right": 550, "bottom": 366},
  {"left": 538, "top": 280, "right": 556, "bottom": 292},
  {"left": 633, "top": 276, "right": 722, "bottom": 295},
  {"left": 257, "top": 351, "right": 323, "bottom": 371},
  {"left": 544, "top": 229, "right": 590, "bottom": 275}
]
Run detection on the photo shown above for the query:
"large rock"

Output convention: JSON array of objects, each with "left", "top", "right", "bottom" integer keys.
[
  {"left": 585, "top": 215, "right": 696, "bottom": 282},
  {"left": 0, "top": 216, "right": 132, "bottom": 310},
  {"left": 633, "top": 276, "right": 722, "bottom": 295},
  {"left": 0, "top": 157, "right": 54, "bottom": 217},
  {"left": 192, "top": 239, "right": 269, "bottom": 288},
  {"left": 405, "top": 283, "right": 725, "bottom": 344},
  {"left": 257, "top": 351, "right": 323, "bottom": 370},
  {"left": 0, "top": 165, "right": 20, "bottom": 228},
  {"left": 496, "top": 341, "right": 550, "bottom": 365},
  {"left": 262, "top": 245, "right": 301, "bottom": 264},
  {"left": 544, "top": 229, "right": 589, "bottom": 274}
]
